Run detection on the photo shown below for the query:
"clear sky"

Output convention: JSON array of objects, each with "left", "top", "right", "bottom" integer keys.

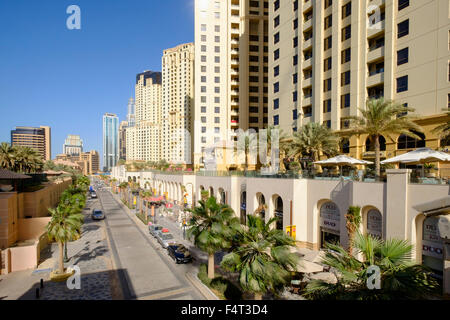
[{"left": 0, "top": 0, "right": 194, "bottom": 162}]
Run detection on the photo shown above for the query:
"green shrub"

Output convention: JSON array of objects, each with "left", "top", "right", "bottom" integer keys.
[
  {"left": 197, "top": 264, "right": 242, "bottom": 300},
  {"left": 198, "top": 264, "right": 212, "bottom": 286}
]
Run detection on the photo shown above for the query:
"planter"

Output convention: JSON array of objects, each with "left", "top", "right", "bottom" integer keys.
[
  {"left": 50, "top": 269, "right": 75, "bottom": 282},
  {"left": 0, "top": 185, "right": 13, "bottom": 192}
]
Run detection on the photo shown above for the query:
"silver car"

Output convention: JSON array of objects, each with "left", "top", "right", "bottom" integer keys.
[
  {"left": 156, "top": 232, "right": 177, "bottom": 249},
  {"left": 92, "top": 210, "right": 105, "bottom": 220}
]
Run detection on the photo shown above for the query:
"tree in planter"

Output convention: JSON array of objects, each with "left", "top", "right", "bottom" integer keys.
[
  {"left": 46, "top": 205, "right": 84, "bottom": 274},
  {"left": 304, "top": 232, "right": 439, "bottom": 300},
  {"left": 187, "top": 196, "right": 241, "bottom": 279},
  {"left": 345, "top": 206, "right": 361, "bottom": 255},
  {"left": 221, "top": 215, "right": 299, "bottom": 300},
  {"left": 344, "top": 98, "right": 423, "bottom": 180}
]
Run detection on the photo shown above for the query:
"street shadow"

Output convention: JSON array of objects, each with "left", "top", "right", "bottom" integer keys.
[
  {"left": 17, "top": 268, "right": 133, "bottom": 300},
  {"left": 72, "top": 245, "right": 109, "bottom": 265}
]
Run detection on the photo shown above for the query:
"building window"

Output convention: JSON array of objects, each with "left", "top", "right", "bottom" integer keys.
[
  {"left": 201, "top": 107, "right": 207, "bottom": 113},
  {"left": 293, "top": 73, "right": 298, "bottom": 84},
  {"left": 293, "top": 55, "right": 298, "bottom": 65},
  {"left": 324, "top": 36, "right": 332, "bottom": 50},
  {"left": 201, "top": 56, "right": 206, "bottom": 62},
  {"left": 323, "top": 120, "right": 331, "bottom": 128},
  {"left": 398, "top": 0, "right": 409, "bottom": 11},
  {"left": 398, "top": 131, "right": 426, "bottom": 150},
  {"left": 274, "top": 32, "right": 280, "bottom": 44},
  {"left": 273, "top": 115, "right": 279, "bottom": 126},
  {"left": 274, "top": 82, "right": 279, "bottom": 93},
  {"left": 274, "top": 0, "right": 280, "bottom": 11},
  {"left": 201, "top": 24, "right": 206, "bottom": 31},
  {"left": 274, "top": 66, "right": 279, "bottom": 77},
  {"left": 303, "top": 106, "right": 312, "bottom": 117},
  {"left": 293, "top": 18, "right": 298, "bottom": 29},
  {"left": 323, "top": 99, "right": 331, "bottom": 113},
  {"left": 341, "top": 71, "right": 351, "bottom": 86},
  {"left": 293, "top": 110, "right": 298, "bottom": 120},
  {"left": 324, "top": 15, "right": 332, "bottom": 30},
  {"left": 342, "top": 2, "right": 351, "bottom": 18},
  {"left": 340, "top": 138, "right": 350, "bottom": 153},
  {"left": 397, "top": 76, "right": 408, "bottom": 93},
  {"left": 214, "top": 117, "right": 220, "bottom": 124},
  {"left": 398, "top": 20, "right": 409, "bottom": 38},
  {"left": 397, "top": 48, "right": 409, "bottom": 65},
  {"left": 274, "top": 49, "right": 280, "bottom": 60},
  {"left": 215, "top": 107, "right": 220, "bottom": 113},
  {"left": 340, "top": 119, "right": 350, "bottom": 130},
  {"left": 274, "top": 99, "right": 279, "bottom": 110},
  {"left": 274, "top": 15, "right": 280, "bottom": 28},
  {"left": 341, "top": 93, "right": 350, "bottom": 109},
  {"left": 342, "top": 25, "right": 351, "bottom": 41},
  {"left": 324, "top": 0, "right": 332, "bottom": 9},
  {"left": 324, "top": 78, "right": 332, "bottom": 92},
  {"left": 201, "top": 117, "right": 206, "bottom": 123},
  {"left": 293, "top": 91, "right": 298, "bottom": 102},
  {"left": 324, "top": 57, "right": 332, "bottom": 71},
  {"left": 293, "top": 36, "right": 298, "bottom": 48},
  {"left": 341, "top": 48, "right": 351, "bottom": 63}
]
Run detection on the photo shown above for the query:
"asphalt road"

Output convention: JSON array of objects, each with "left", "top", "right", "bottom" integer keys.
[{"left": 95, "top": 186, "right": 204, "bottom": 300}]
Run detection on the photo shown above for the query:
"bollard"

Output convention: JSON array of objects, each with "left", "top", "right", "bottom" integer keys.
[
  {"left": 35, "top": 288, "right": 40, "bottom": 299},
  {"left": 40, "top": 279, "right": 44, "bottom": 289}
]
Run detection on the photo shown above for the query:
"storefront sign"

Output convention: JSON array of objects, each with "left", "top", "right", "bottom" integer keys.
[
  {"left": 286, "top": 226, "right": 296, "bottom": 240},
  {"left": 320, "top": 202, "right": 340, "bottom": 232},
  {"left": 423, "top": 217, "right": 443, "bottom": 259},
  {"left": 367, "top": 209, "right": 382, "bottom": 238}
]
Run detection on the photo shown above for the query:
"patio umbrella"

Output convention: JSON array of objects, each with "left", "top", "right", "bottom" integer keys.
[
  {"left": 314, "top": 155, "right": 373, "bottom": 176},
  {"left": 381, "top": 148, "right": 450, "bottom": 177}
]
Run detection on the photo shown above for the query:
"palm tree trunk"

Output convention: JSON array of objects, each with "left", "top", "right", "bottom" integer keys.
[
  {"left": 254, "top": 293, "right": 263, "bottom": 300},
  {"left": 58, "top": 241, "right": 64, "bottom": 274},
  {"left": 208, "top": 253, "right": 215, "bottom": 279},
  {"left": 375, "top": 135, "right": 381, "bottom": 181}
]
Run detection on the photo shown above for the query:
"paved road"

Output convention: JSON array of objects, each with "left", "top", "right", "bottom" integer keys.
[{"left": 96, "top": 188, "right": 204, "bottom": 300}]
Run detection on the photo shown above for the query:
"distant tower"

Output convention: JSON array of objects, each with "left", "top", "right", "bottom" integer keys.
[
  {"left": 103, "top": 113, "right": 119, "bottom": 172},
  {"left": 127, "top": 98, "right": 135, "bottom": 127}
]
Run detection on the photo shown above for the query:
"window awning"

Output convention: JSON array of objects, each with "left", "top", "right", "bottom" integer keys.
[{"left": 413, "top": 196, "right": 450, "bottom": 217}]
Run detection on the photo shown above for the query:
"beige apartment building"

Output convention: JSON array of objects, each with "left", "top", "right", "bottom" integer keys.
[
  {"left": 194, "top": 0, "right": 270, "bottom": 167},
  {"left": 119, "top": 120, "right": 128, "bottom": 161},
  {"left": 161, "top": 43, "right": 195, "bottom": 165},
  {"left": 10, "top": 126, "right": 51, "bottom": 161},
  {"left": 55, "top": 150, "right": 99, "bottom": 175},
  {"left": 126, "top": 71, "right": 162, "bottom": 162},
  {"left": 269, "top": 0, "right": 450, "bottom": 159}
]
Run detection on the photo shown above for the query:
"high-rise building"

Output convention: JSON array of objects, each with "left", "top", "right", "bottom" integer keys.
[
  {"left": 11, "top": 126, "right": 51, "bottom": 161},
  {"left": 161, "top": 43, "right": 195, "bottom": 165},
  {"left": 103, "top": 113, "right": 119, "bottom": 172},
  {"left": 269, "top": 0, "right": 450, "bottom": 156},
  {"left": 194, "top": 0, "right": 269, "bottom": 167},
  {"left": 127, "top": 97, "right": 136, "bottom": 127},
  {"left": 119, "top": 120, "right": 128, "bottom": 161},
  {"left": 80, "top": 150, "right": 100, "bottom": 175},
  {"left": 63, "top": 134, "right": 83, "bottom": 156},
  {"left": 126, "top": 71, "right": 162, "bottom": 162}
]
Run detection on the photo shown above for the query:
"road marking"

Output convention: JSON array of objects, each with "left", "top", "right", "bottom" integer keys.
[{"left": 138, "top": 287, "right": 191, "bottom": 300}]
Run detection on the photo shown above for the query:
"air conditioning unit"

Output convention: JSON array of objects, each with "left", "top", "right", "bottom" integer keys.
[{"left": 438, "top": 215, "right": 450, "bottom": 240}]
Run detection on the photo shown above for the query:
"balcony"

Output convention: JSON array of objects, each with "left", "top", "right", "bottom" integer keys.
[
  {"left": 303, "top": 37, "right": 313, "bottom": 50},
  {"left": 367, "top": 20, "right": 385, "bottom": 39},
  {"left": 231, "top": 49, "right": 239, "bottom": 56},
  {"left": 302, "top": 96, "right": 312, "bottom": 106},
  {"left": 303, "top": 0, "right": 312, "bottom": 12},
  {"left": 231, "top": 59, "right": 239, "bottom": 66},
  {"left": 231, "top": 100, "right": 239, "bottom": 107},
  {"left": 231, "top": 69, "right": 239, "bottom": 76},
  {"left": 231, "top": 89, "right": 239, "bottom": 96},
  {"left": 302, "top": 57, "right": 312, "bottom": 69},
  {"left": 367, "top": 46, "right": 385, "bottom": 63},
  {"left": 303, "top": 77, "right": 312, "bottom": 88},
  {"left": 303, "top": 17, "right": 312, "bottom": 31},
  {"left": 231, "top": 80, "right": 239, "bottom": 87},
  {"left": 231, "top": 39, "right": 239, "bottom": 47},
  {"left": 367, "top": 71, "right": 384, "bottom": 87}
]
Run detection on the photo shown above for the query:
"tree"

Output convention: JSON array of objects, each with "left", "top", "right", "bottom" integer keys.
[
  {"left": 304, "top": 232, "right": 439, "bottom": 300},
  {"left": 432, "top": 110, "right": 450, "bottom": 145},
  {"left": 221, "top": 215, "right": 299, "bottom": 300},
  {"left": 46, "top": 205, "right": 84, "bottom": 274},
  {"left": 344, "top": 98, "right": 423, "bottom": 180},
  {"left": 289, "top": 123, "right": 339, "bottom": 168},
  {"left": 237, "top": 130, "right": 258, "bottom": 172},
  {"left": 187, "top": 196, "right": 241, "bottom": 279},
  {"left": 345, "top": 206, "right": 361, "bottom": 255},
  {"left": 0, "top": 142, "right": 15, "bottom": 170}
]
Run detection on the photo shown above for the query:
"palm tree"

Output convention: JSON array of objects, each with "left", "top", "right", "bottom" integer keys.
[
  {"left": 344, "top": 98, "right": 423, "bottom": 179},
  {"left": 47, "top": 205, "right": 84, "bottom": 274},
  {"left": 345, "top": 206, "right": 361, "bottom": 255},
  {"left": 304, "top": 232, "right": 439, "bottom": 300},
  {"left": 0, "top": 142, "right": 15, "bottom": 170},
  {"left": 289, "top": 123, "right": 339, "bottom": 169},
  {"left": 221, "top": 215, "right": 299, "bottom": 300},
  {"left": 237, "top": 131, "right": 258, "bottom": 172},
  {"left": 187, "top": 196, "right": 241, "bottom": 279},
  {"left": 262, "top": 126, "right": 291, "bottom": 171},
  {"left": 432, "top": 109, "right": 450, "bottom": 145}
]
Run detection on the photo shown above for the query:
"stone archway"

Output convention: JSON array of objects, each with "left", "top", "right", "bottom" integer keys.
[
  {"left": 272, "top": 195, "right": 283, "bottom": 231},
  {"left": 318, "top": 200, "right": 341, "bottom": 248},
  {"left": 362, "top": 206, "right": 383, "bottom": 239},
  {"left": 255, "top": 193, "right": 267, "bottom": 222}
]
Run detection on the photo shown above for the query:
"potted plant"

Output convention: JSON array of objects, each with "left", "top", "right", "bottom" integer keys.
[{"left": 424, "top": 164, "right": 437, "bottom": 178}]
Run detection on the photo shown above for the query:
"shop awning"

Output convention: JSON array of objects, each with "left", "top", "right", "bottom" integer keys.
[{"left": 413, "top": 196, "right": 450, "bottom": 217}]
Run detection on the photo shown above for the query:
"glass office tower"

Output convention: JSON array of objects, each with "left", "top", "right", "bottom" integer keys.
[{"left": 103, "top": 113, "right": 119, "bottom": 172}]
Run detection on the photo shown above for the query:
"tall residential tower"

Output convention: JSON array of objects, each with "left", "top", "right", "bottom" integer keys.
[
  {"left": 11, "top": 126, "right": 51, "bottom": 161},
  {"left": 103, "top": 113, "right": 119, "bottom": 172}
]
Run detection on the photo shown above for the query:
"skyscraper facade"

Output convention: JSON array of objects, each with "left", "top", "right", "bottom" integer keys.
[
  {"left": 63, "top": 134, "right": 83, "bottom": 156},
  {"left": 126, "top": 71, "right": 162, "bottom": 162},
  {"left": 194, "top": 0, "right": 269, "bottom": 168},
  {"left": 127, "top": 97, "right": 136, "bottom": 128},
  {"left": 103, "top": 113, "right": 119, "bottom": 172},
  {"left": 119, "top": 120, "right": 128, "bottom": 161},
  {"left": 11, "top": 126, "right": 51, "bottom": 161},
  {"left": 161, "top": 43, "right": 195, "bottom": 165}
]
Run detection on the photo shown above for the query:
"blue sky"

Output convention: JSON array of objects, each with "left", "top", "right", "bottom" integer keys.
[{"left": 0, "top": 0, "right": 194, "bottom": 162}]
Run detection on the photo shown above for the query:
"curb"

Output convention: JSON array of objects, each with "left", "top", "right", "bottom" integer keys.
[{"left": 185, "top": 272, "right": 220, "bottom": 300}]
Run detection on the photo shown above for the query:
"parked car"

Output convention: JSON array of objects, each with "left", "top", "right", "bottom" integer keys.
[
  {"left": 156, "top": 232, "right": 176, "bottom": 249},
  {"left": 167, "top": 244, "right": 193, "bottom": 264},
  {"left": 149, "top": 224, "right": 164, "bottom": 237},
  {"left": 90, "top": 192, "right": 97, "bottom": 199},
  {"left": 92, "top": 210, "right": 105, "bottom": 220}
]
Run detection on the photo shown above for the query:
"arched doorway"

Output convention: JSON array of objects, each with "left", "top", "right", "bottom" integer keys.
[
  {"left": 209, "top": 187, "right": 214, "bottom": 198},
  {"left": 366, "top": 208, "right": 382, "bottom": 239},
  {"left": 255, "top": 193, "right": 266, "bottom": 221},
  {"left": 366, "top": 135, "right": 386, "bottom": 152},
  {"left": 240, "top": 191, "right": 247, "bottom": 225},
  {"left": 218, "top": 188, "right": 226, "bottom": 204},
  {"left": 422, "top": 216, "right": 444, "bottom": 279},
  {"left": 273, "top": 195, "right": 283, "bottom": 231},
  {"left": 319, "top": 201, "right": 341, "bottom": 248}
]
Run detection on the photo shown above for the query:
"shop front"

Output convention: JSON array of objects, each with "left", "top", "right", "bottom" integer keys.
[
  {"left": 367, "top": 209, "right": 383, "bottom": 239},
  {"left": 320, "top": 201, "right": 341, "bottom": 248}
]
